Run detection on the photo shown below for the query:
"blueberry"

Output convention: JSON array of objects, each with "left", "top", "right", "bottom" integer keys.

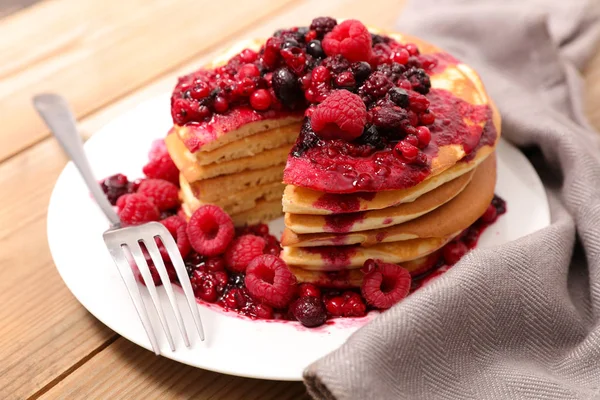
[
  {"left": 272, "top": 67, "right": 304, "bottom": 108},
  {"left": 282, "top": 38, "right": 299, "bottom": 50},
  {"left": 306, "top": 40, "right": 325, "bottom": 58},
  {"left": 351, "top": 61, "right": 371, "bottom": 83}
]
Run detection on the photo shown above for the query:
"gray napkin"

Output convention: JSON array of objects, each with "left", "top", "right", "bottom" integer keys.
[{"left": 304, "top": 1, "right": 600, "bottom": 398}]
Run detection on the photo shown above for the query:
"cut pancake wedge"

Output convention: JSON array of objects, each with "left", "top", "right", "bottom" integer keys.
[{"left": 282, "top": 153, "right": 496, "bottom": 247}]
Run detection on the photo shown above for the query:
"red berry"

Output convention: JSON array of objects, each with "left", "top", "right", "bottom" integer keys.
[
  {"left": 334, "top": 71, "right": 356, "bottom": 88},
  {"left": 235, "top": 77, "right": 256, "bottom": 97},
  {"left": 213, "top": 96, "right": 229, "bottom": 113},
  {"left": 420, "top": 111, "right": 435, "bottom": 125},
  {"left": 322, "top": 20, "right": 372, "bottom": 62},
  {"left": 298, "top": 283, "right": 321, "bottom": 298},
  {"left": 250, "top": 89, "right": 272, "bottom": 111},
  {"left": 187, "top": 205, "right": 234, "bottom": 256},
  {"left": 394, "top": 141, "right": 419, "bottom": 162},
  {"left": 245, "top": 255, "right": 297, "bottom": 308},
  {"left": 205, "top": 256, "right": 226, "bottom": 272},
  {"left": 237, "top": 63, "right": 260, "bottom": 79},
  {"left": 280, "top": 47, "right": 306, "bottom": 75},
  {"left": 254, "top": 302, "right": 274, "bottom": 319},
  {"left": 171, "top": 98, "right": 194, "bottom": 125},
  {"left": 324, "top": 296, "right": 344, "bottom": 316},
  {"left": 190, "top": 83, "right": 210, "bottom": 100},
  {"left": 224, "top": 234, "right": 266, "bottom": 273},
  {"left": 252, "top": 223, "right": 270, "bottom": 237},
  {"left": 361, "top": 261, "right": 411, "bottom": 309},
  {"left": 158, "top": 215, "right": 191, "bottom": 260},
  {"left": 191, "top": 270, "right": 218, "bottom": 302},
  {"left": 408, "top": 91, "right": 430, "bottom": 112},
  {"left": 292, "top": 296, "right": 327, "bottom": 327},
  {"left": 240, "top": 49, "right": 258, "bottom": 63},
  {"left": 405, "top": 43, "right": 420, "bottom": 56},
  {"left": 137, "top": 179, "right": 179, "bottom": 211},
  {"left": 143, "top": 154, "right": 179, "bottom": 186},
  {"left": 391, "top": 48, "right": 410, "bottom": 64},
  {"left": 480, "top": 204, "right": 498, "bottom": 223},
  {"left": 404, "top": 134, "right": 419, "bottom": 147},
  {"left": 311, "top": 66, "right": 331, "bottom": 84},
  {"left": 117, "top": 194, "right": 160, "bottom": 226},
  {"left": 311, "top": 89, "right": 367, "bottom": 141},
  {"left": 416, "top": 126, "right": 432, "bottom": 148},
  {"left": 443, "top": 241, "right": 468, "bottom": 265},
  {"left": 305, "top": 29, "right": 318, "bottom": 42},
  {"left": 340, "top": 291, "right": 366, "bottom": 317}
]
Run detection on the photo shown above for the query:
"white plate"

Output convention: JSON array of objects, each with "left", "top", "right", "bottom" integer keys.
[{"left": 47, "top": 93, "right": 550, "bottom": 381}]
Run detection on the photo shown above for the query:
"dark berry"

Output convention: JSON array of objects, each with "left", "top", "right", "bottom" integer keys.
[
  {"left": 306, "top": 40, "right": 325, "bottom": 58},
  {"left": 370, "top": 33, "right": 387, "bottom": 45},
  {"left": 492, "top": 195, "right": 507, "bottom": 215},
  {"left": 310, "top": 16, "right": 337, "bottom": 38},
  {"left": 376, "top": 63, "right": 406, "bottom": 81},
  {"left": 443, "top": 241, "right": 468, "bottom": 265},
  {"left": 272, "top": 67, "right": 304, "bottom": 108},
  {"left": 359, "top": 71, "right": 393, "bottom": 100},
  {"left": 351, "top": 61, "right": 371, "bottom": 83},
  {"left": 321, "top": 55, "right": 350, "bottom": 74},
  {"left": 359, "top": 125, "right": 385, "bottom": 149},
  {"left": 369, "top": 106, "right": 407, "bottom": 130},
  {"left": 404, "top": 67, "right": 431, "bottom": 95},
  {"left": 480, "top": 204, "right": 498, "bottom": 223},
  {"left": 281, "top": 38, "right": 299, "bottom": 50},
  {"left": 389, "top": 87, "right": 409, "bottom": 108},
  {"left": 101, "top": 173, "right": 130, "bottom": 205},
  {"left": 292, "top": 296, "right": 327, "bottom": 327}
]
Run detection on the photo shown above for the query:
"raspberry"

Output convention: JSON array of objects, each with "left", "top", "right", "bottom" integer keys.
[
  {"left": 309, "top": 17, "right": 337, "bottom": 38},
  {"left": 137, "top": 179, "right": 179, "bottom": 211},
  {"left": 442, "top": 241, "right": 468, "bottom": 265},
  {"left": 143, "top": 154, "right": 179, "bottom": 186},
  {"left": 187, "top": 205, "right": 235, "bottom": 256},
  {"left": 158, "top": 216, "right": 190, "bottom": 260},
  {"left": 245, "top": 255, "right": 297, "bottom": 308},
  {"left": 359, "top": 71, "right": 393, "bottom": 101},
  {"left": 292, "top": 296, "right": 327, "bottom": 327},
  {"left": 311, "top": 90, "right": 367, "bottom": 141},
  {"left": 361, "top": 260, "right": 411, "bottom": 309},
  {"left": 224, "top": 235, "right": 266, "bottom": 273},
  {"left": 148, "top": 139, "right": 168, "bottom": 160},
  {"left": 322, "top": 20, "right": 372, "bottom": 62},
  {"left": 117, "top": 194, "right": 160, "bottom": 226}
]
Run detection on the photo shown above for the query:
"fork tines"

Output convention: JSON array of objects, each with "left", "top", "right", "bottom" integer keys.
[{"left": 103, "top": 222, "right": 204, "bottom": 355}]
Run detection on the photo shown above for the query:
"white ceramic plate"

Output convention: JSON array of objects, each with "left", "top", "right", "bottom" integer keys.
[{"left": 47, "top": 93, "right": 550, "bottom": 381}]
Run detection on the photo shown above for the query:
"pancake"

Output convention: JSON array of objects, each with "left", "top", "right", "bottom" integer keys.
[
  {"left": 281, "top": 233, "right": 456, "bottom": 270},
  {"left": 282, "top": 143, "right": 494, "bottom": 215},
  {"left": 167, "top": 122, "right": 300, "bottom": 167},
  {"left": 281, "top": 154, "right": 495, "bottom": 247},
  {"left": 284, "top": 167, "right": 474, "bottom": 234},
  {"left": 288, "top": 250, "right": 441, "bottom": 288},
  {"left": 181, "top": 195, "right": 283, "bottom": 227},
  {"left": 181, "top": 178, "right": 284, "bottom": 215},
  {"left": 183, "top": 164, "right": 284, "bottom": 202}
]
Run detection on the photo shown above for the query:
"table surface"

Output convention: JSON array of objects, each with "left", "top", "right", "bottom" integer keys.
[{"left": 0, "top": 1, "right": 598, "bottom": 398}]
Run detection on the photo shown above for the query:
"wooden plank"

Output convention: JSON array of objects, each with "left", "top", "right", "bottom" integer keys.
[
  {"left": 0, "top": 139, "right": 117, "bottom": 399},
  {"left": 0, "top": 0, "right": 296, "bottom": 163},
  {"left": 37, "top": 338, "right": 310, "bottom": 400}
]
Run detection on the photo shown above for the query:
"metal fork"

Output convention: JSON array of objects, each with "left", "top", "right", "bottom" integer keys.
[{"left": 34, "top": 94, "right": 205, "bottom": 355}]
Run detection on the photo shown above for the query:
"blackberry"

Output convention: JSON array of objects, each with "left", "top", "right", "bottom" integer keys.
[
  {"left": 491, "top": 195, "right": 507, "bottom": 215},
  {"left": 321, "top": 55, "right": 350, "bottom": 74},
  {"left": 272, "top": 67, "right": 304, "bottom": 108},
  {"left": 376, "top": 62, "right": 406, "bottom": 81},
  {"left": 370, "top": 106, "right": 408, "bottom": 130},
  {"left": 306, "top": 40, "right": 325, "bottom": 58},
  {"left": 406, "top": 56, "right": 423, "bottom": 69},
  {"left": 358, "top": 125, "right": 386, "bottom": 149},
  {"left": 228, "top": 273, "right": 245, "bottom": 288},
  {"left": 351, "top": 61, "right": 371, "bottom": 83},
  {"left": 388, "top": 87, "right": 410, "bottom": 108},
  {"left": 404, "top": 67, "right": 431, "bottom": 94},
  {"left": 359, "top": 71, "right": 393, "bottom": 101},
  {"left": 292, "top": 120, "right": 320, "bottom": 157},
  {"left": 370, "top": 33, "right": 390, "bottom": 45},
  {"left": 310, "top": 16, "right": 337, "bottom": 38}
]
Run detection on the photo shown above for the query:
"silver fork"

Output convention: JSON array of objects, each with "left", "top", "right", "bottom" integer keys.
[{"left": 34, "top": 94, "right": 205, "bottom": 355}]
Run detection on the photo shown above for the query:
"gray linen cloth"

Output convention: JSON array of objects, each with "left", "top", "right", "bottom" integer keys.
[{"left": 304, "top": 0, "right": 600, "bottom": 398}]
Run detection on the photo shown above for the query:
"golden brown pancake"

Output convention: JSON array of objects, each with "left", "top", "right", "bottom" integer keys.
[
  {"left": 282, "top": 154, "right": 496, "bottom": 247},
  {"left": 284, "top": 168, "right": 474, "bottom": 234}
]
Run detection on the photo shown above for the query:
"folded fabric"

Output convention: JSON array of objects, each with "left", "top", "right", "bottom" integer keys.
[{"left": 304, "top": 0, "right": 600, "bottom": 398}]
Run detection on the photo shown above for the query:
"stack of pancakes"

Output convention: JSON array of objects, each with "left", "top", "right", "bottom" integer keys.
[{"left": 279, "top": 33, "right": 501, "bottom": 288}]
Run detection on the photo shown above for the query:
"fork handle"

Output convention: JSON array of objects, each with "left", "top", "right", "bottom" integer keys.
[{"left": 34, "top": 94, "right": 121, "bottom": 227}]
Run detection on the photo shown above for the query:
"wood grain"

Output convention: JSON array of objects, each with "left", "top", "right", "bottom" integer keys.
[
  {"left": 38, "top": 338, "right": 310, "bottom": 400},
  {"left": 0, "top": 0, "right": 296, "bottom": 163},
  {"left": 0, "top": 139, "right": 117, "bottom": 399}
]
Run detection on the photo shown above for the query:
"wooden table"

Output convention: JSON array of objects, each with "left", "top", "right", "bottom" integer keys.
[{"left": 1, "top": 1, "right": 598, "bottom": 398}]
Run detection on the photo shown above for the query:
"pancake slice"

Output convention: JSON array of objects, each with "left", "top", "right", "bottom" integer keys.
[
  {"left": 282, "top": 154, "right": 496, "bottom": 247},
  {"left": 283, "top": 144, "right": 494, "bottom": 215},
  {"left": 284, "top": 168, "right": 474, "bottom": 234},
  {"left": 288, "top": 250, "right": 442, "bottom": 288},
  {"left": 281, "top": 234, "right": 456, "bottom": 270}
]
